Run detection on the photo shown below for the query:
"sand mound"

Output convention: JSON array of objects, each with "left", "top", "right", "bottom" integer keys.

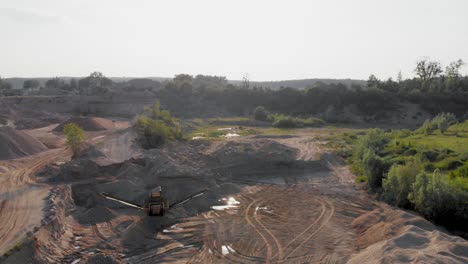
[
  {"left": 349, "top": 206, "right": 468, "bottom": 263},
  {"left": 0, "top": 127, "right": 48, "bottom": 160},
  {"left": 54, "top": 117, "right": 114, "bottom": 132},
  {"left": 348, "top": 226, "right": 468, "bottom": 264}
]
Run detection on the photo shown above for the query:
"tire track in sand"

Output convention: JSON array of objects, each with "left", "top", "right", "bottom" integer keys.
[
  {"left": 283, "top": 199, "right": 335, "bottom": 260},
  {"left": 243, "top": 196, "right": 274, "bottom": 264}
]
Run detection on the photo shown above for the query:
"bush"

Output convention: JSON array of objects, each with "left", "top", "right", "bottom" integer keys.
[
  {"left": 383, "top": 161, "right": 421, "bottom": 208},
  {"left": 135, "top": 101, "right": 182, "bottom": 148},
  {"left": 272, "top": 115, "right": 299, "bottom": 128},
  {"left": 253, "top": 106, "right": 271, "bottom": 121},
  {"left": 353, "top": 129, "right": 389, "bottom": 160},
  {"left": 409, "top": 170, "right": 468, "bottom": 228},
  {"left": 454, "top": 164, "right": 468, "bottom": 177},
  {"left": 420, "top": 119, "right": 437, "bottom": 135},
  {"left": 418, "top": 112, "right": 457, "bottom": 135},
  {"left": 302, "top": 117, "right": 326, "bottom": 127},
  {"left": 363, "top": 150, "right": 386, "bottom": 191}
]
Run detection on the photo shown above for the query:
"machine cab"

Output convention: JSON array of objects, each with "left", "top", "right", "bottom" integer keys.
[{"left": 144, "top": 186, "right": 168, "bottom": 216}]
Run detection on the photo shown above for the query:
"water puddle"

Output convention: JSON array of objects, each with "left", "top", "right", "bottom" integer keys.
[
  {"left": 163, "top": 224, "right": 183, "bottom": 233},
  {"left": 211, "top": 197, "right": 240, "bottom": 211},
  {"left": 217, "top": 127, "right": 233, "bottom": 131},
  {"left": 221, "top": 245, "right": 236, "bottom": 255},
  {"left": 223, "top": 133, "right": 240, "bottom": 138}
]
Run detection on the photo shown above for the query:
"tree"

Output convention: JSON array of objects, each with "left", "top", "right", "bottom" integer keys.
[
  {"left": 23, "top": 79, "right": 40, "bottom": 89},
  {"left": 445, "top": 59, "right": 465, "bottom": 91},
  {"left": 397, "top": 71, "right": 403, "bottom": 83},
  {"left": 78, "top": 72, "right": 113, "bottom": 95},
  {"left": 0, "top": 76, "right": 13, "bottom": 96},
  {"left": 367, "top": 74, "right": 380, "bottom": 88},
  {"left": 70, "top": 78, "right": 78, "bottom": 91},
  {"left": 242, "top": 74, "right": 250, "bottom": 89},
  {"left": 445, "top": 59, "right": 465, "bottom": 78},
  {"left": 415, "top": 58, "right": 443, "bottom": 81},
  {"left": 64, "top": 123, "right": 85, "bottom": 156},
  {"left": 173, "top": 74, "right": 193, "bottom": 86}
]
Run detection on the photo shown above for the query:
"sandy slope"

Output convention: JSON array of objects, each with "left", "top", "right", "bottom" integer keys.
[{"left": 0, "top": 127, "right": 48, "bottom": 160}]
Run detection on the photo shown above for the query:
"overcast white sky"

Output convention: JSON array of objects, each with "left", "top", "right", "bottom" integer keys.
[{"left": 1, "top": 0, "right": 467, "bottom": 81}]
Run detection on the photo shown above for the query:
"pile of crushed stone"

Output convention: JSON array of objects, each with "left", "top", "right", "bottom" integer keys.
[
  {"left": 54, "top": 117, "right": 115, "bottom": 132},
  {"left": 0, "top": 127, "right": 48, "bottom": 160},
  {"left": 209, "top": 139, "right": 297, "bottom": 166},
  {"left": 86, "top": 254, "right": 121, "bottom": 264}
]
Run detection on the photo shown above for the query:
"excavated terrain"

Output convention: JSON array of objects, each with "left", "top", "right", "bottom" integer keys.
[{"left": 0, "top": 113, "right": 467, "bottom": 264}]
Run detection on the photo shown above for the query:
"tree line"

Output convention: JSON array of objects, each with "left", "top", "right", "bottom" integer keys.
[{"left": 2, "top": 58, "right": 467, "bottom": 120}]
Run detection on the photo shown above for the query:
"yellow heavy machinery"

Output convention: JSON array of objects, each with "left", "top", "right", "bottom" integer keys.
[{"left": 101, "top": 186, "right": 206, "bottom": 216}]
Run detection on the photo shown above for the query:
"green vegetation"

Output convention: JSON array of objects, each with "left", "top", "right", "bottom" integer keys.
[
  {"left": 135, "top": 101, "right": 182, "bottom": 148},
  {"left": 0, "top": 76, "right": 15, "bottom": 96},
  {"left": 64, "top": 123, "right": 85, "bottom": 156},
  {"left": 348, "top": 120, "right": 468, "bottom": 232},
  {"left": 271, "top": 114, "right": 325, "bottom": 128},
  {"left": 253, "top": 106, "right": 325, "bottom": 128},
  {"left": 417, "top": 112, "right": 457, "bottom": 135},
  {"left": 253, "top": 106, "right": 271, "bottom": 122}
]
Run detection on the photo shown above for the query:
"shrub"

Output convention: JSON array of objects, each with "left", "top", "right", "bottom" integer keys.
[
  {"left": 383, "top": 161, "right": 422, "bottom": 208},
  {"left": 272, "top": 115, "right": 299, "bottom": 128},
  {"left": 352, "top": 129, "right": 389, "bottom": 160},
  {"left": 454, "top": 164, "right": 468, "bottom": 177},
  {"left": 363, "top": 150, "right": 386, "bottom": 191},
  {"left": 135, "top": 101, "right": 182, "bottom": 148},
  {"left": 253, "top": 106, "right": 271, "bottom": 121},
  {"left": 409, "top": 169, "right": 468, "bottom": 227},
  {"left": 418, "top": 112, "right": 457, "bottom": 135},
  {"left": 420, "top": 119, "right": 437, "bottom": 135},
  {"left": 270, "top": 114, "right": 325, "bottom": 128},
  {"left": 356, "top": 175, "right": 367, "bottom": 183},
  {"left": 302, "top": 117, "right": 326, "bottom": 127}
]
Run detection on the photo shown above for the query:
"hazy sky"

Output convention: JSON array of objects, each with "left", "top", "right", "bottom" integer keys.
[{"left": 1, "top": 0, "right": 467, "bottom": 81}]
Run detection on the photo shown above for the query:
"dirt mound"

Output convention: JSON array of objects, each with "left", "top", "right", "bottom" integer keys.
[
  {"left": 350, "top": 206, "right": 468, "bottom": 263},
  {"left": 79, "top": 206, "right": 117, "bottom": 223},
  {"left": 54, "top": 117, "right": 114, "bottom": 132},
  {"left": 0, "top": 127, "right": 48, "bottom": 160},
  {"left": 210, "top": 139, "right": 297, "bottom": 166}
]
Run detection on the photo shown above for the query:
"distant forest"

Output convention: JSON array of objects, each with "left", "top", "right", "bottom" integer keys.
[{"left": 1, "top": 58, "right": 467, "bottom": 120}]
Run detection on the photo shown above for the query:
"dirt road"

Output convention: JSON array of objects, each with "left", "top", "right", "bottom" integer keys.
[{"left": 0, "top": 148, "right": 70, "bottom": 254}]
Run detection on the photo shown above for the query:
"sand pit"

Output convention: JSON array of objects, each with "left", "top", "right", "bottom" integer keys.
[
  {"left": 0, "top": 127, "right": 48, "bottom": 160},
  {"left": 54, "top": 117, "right": 115, "bottom": 132}
]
